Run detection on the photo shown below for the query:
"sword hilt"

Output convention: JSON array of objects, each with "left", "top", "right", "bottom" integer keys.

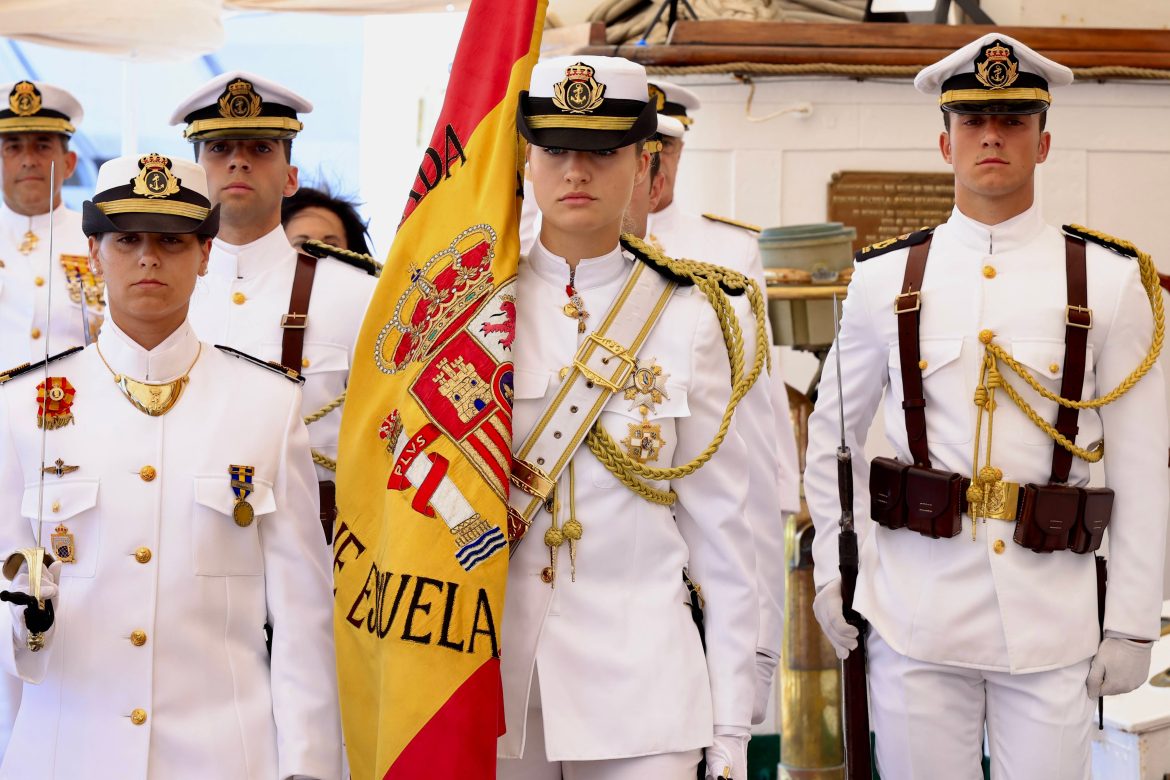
[{"left": 2, "top": 548, "right": 55, "bottom": 651}]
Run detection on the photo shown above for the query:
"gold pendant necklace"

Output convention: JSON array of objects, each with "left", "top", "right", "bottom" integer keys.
[
  {"left": 96, "top": 342, "right": 202, "bottom": 417},
  {"left": 19, "top": 217, "right": 38, "bottom": 255}
]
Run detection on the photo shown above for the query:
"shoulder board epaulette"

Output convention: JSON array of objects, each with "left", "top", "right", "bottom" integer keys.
[
  {"left": 621, "top": 235, "right": 748, "bottom": 297},
  {"left": 214, "top": 345, "right": 306, "bottom": 385},
  {"left": 0, "top": 346, "right": 84, "bottom": 385},
  {"left": 1062, "top": 224, "right": 1139, "bottom": 258},
  {"left": 300, "top": 240, "right": 380, "bottom": 277},
  {"left": 854, "top": 227, "right": 934, "bottom": 263},
  {"left": 702, "top": 213, "right": 761, "bottom": 233}
]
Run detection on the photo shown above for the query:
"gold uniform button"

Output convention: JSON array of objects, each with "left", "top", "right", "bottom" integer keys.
[
  {"left": 134, "top": 547, "right": 152, "bottom": 564},
  {"left": 34, "top": 276, "right": 44, "bottom": 287},
  {"left": 540, "top": 567, "right": 555, "bottom": 584},
  {"left": 1049, "top": 363, "right": 1060, "bottom": 374},
  {"left": 130, "top": 708, "right": 147, "bottom": 725},
  {"left": 978, "top": 329, "right": 994, "bottom": 344},
  {"left": 30, "top": 328, "right": 41, "bottom": 340},
  {"left": 51, "top": 501, "right": 60, "bottom": 513},
  {"left": 139, "top": 465, "right": 157, "bottom": 482},
  {"left": 130, "top": 630, "right": 147, "bottom": 647},
  {"left": 301, "top": 358, "right": 310, "bottom": 368},
  {"left": 983, "top": 265, "right": 996, "bottom": 279},
  {"left": 232, "top": 292, "right": 247, "bottom": 305},
  {"left": 993, "top": 540, "right": 1006, "bottom": 554},
  {"left": 918, "top": 360, "right": 928, "bottom": 370}
]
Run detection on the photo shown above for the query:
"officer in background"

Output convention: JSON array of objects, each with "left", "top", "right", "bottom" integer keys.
[
  {"left": 0, "top": 153, "right": 340, "bottom": 778},
  {"left": 170, "top": 72, "right": 378, "bottom": 540},
  {"left": 0, "top": 80, "right": 101, "bottom": 369},
  {"left": 645, "top": 80, "right": 800, "bottom": 724},
  {"left": 805, "top": 35, "right": 1167, "bottom": 778},
  {"left": 282, "top": 184, "right": 374, "bottom": 257}
]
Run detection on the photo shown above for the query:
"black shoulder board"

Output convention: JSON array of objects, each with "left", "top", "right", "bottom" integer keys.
[
  {"left": 854, "top": 227, "right": 934, "bottom": 263},
  {"left": 300, "top": 240, "right": 380, "bottom": 277},
  {"left": 1062, "top": 225, "right": 1139, "bottom": 258},
  {"left": 620, "top": 235, "right": 746, "bottom": 297},
  {"left": 214, "top": 345, "right": 306, "bottom": 385},
  {"left": 0, "top": 346, "right": 85, "bottom": 385}
]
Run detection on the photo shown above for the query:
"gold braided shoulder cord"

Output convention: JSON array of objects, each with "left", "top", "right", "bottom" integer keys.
[
  {"left": 305, "top": 390, "right": 347, "bottom": 472},
  {"left": 583, "top": 233, "right": 770, "bottom": 505},
  {"left": 985, "top": 226, "right": 1164, "bottom": 463}
]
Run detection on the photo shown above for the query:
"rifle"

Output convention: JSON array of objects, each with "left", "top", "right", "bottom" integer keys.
[{"left": 833, "top": 294, "right": 872, "bottom": 780}]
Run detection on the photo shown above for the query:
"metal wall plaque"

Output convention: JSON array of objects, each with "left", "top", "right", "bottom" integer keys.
[{"left": 828, "top": 171, "right": 955, "bottom": 253}]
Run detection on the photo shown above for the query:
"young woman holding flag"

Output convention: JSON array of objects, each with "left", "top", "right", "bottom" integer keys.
[{"left": 498, "top": 55, "right": 760, "bottom": 780}]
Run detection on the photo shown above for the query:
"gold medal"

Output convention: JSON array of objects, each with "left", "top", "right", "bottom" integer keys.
[
  {"left": 232, "top": 499, "right": 254, "bottom": 527},
  {"left": 563, "top": 302, "right": 579, "bottom": 319}
]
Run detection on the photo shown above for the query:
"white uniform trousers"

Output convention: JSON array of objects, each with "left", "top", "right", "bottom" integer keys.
[
  {"left": 868, "top": 631, "right": 1092, "bottom": 780},
  {"left": 497, "top": 670, "right": 702, "bottom": 780}
]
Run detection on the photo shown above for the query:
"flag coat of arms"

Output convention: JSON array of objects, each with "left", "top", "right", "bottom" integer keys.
[{"left": 333, "top": 1, "right": 547, "bottom": 777}]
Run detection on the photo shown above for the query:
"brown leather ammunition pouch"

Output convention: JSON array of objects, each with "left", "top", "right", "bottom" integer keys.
[
  {"left": 1014, "top": 484, "right": 1114, "bottom": 554},
  {"left": 869, "top": 456, "right": 908, "bottom": 530},
  {"left": 903, "top": 464, "right": 963, "bottom": 539},
  {"left": 870, "top": 457, "right": 963, "bottom": 539},
  {"left": 1070, "top": 488, "right": 1114, "bottom": 554}
]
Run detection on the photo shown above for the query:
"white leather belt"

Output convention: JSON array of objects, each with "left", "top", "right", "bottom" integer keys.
[{"left": 509, "top": 260, "right": 676, "bottom": 546}]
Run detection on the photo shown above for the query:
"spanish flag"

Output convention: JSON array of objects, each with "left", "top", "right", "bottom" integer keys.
[{"left": 333, "top": 1, "right": 546, "bottom": 777}]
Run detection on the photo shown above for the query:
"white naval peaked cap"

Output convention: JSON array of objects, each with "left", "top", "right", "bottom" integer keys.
[
  {"left": 83, "top": 153, "right": 218, "bottom": 238},
  {"left": 529, "top": 55, "right": 650, "bottom": 103},
  {"left": 656, "top": 113, "right": 686, "bottom": 139},
  {"left": 518, "top": 55, "right": 657, "bottom": 151},
  {"left": 169, "top": 70, "right": 313, "bottom": 142},
  {"left": 914, "top": 33, "right": 1073, "bottom": 115},
  {"left": 0, "top": 80, "right": 83, "bottom": 136},
  {"left": 647, "top": 81, "right": 700, "bottom": 128}
]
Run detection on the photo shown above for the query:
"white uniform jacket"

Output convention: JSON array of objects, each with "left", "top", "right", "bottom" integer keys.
[
  {"left": 805, "top": 205, "right": 1169, "bottom": 673},
  {"left": 499, "top": 242, "right": 758, "bottom": 760},
  {"left": 648, "top": 200, "right": 798, "bottom": 657},
  {"left": 188, "top": 226, "right": 377, "bottom": 481},
  {"left": 0, "top": 204, "right": 93, "bottom": 369},
  {"left": 0, "top": 320, "right": 342, "bottom": 779}
]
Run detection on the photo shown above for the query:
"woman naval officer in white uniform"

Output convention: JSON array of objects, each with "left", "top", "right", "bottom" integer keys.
[
  {"left": 497, "top": 55, "right": 758, "bottom": 780},
  {"left": 0, "top": 153, "right": 341, "bottom": 779}
]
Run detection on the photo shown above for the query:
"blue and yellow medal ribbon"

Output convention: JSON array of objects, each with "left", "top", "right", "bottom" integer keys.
[{"left": 229, "top": 464, "right": 255, "bottom": 527}]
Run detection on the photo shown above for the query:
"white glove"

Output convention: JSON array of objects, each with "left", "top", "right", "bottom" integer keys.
[
  {"left": 812, "top": 578, "right": 858, "bottom": 660},
  {"left": 1086, "top": 635, "right": 1153, "bottom": 699},
  {"left": 751, "top": 650, "right": 780, "bottom": 725},
  {"left": 705, "top": 731, "right": 749, "bottom": 780},
  {"left": 7, "top": 560, "right": 61, "bottom": 645}
]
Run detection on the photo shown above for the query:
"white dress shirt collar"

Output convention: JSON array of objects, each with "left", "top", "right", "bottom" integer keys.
[
  {"left": 209, "top": 224, "right": 294, "bottom": 280},
  {"left": 946, "top": 203, "right": 1047, "bottom": 255},
  {"left": 526, "top": 238, "right": 630, "bottom": 291},
  {"left": 0, "top": 201, "right": 72, "bottom": 244},
  {"left": 97, "top": 317, "right": 201, "bottom": 383}
]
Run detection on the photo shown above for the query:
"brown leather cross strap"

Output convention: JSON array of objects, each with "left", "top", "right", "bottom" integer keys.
[
  {"left": 896, "top": 236, "right": 933, "bottom": 467},
  {"left": 893, "top": 234, "right": 1091, "bottom": 481},
  {"left": 1051, "top": 235, "right": 1089, "bottom": 483},
  {"left": 280, "top": 253, "right": 318, "bottom": 370}
]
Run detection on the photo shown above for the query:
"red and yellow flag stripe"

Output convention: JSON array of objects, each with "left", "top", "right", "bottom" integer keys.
[{"left": 333, "top": 1, "right": 547, "bottom": 778}]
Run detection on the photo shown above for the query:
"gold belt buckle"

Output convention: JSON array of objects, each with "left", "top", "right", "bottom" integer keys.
[
  {"left": 573, "top": 333, "right": 636, "bottom": 393},
  {"left": 982, "top": 480, "right": 1021, "bottom": 521},
  {"left": 281, "top": 313, "right": 308, "bottom": 329},
  {"left": 510, "top": 458, "right": 555, "bottom": 502}
]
